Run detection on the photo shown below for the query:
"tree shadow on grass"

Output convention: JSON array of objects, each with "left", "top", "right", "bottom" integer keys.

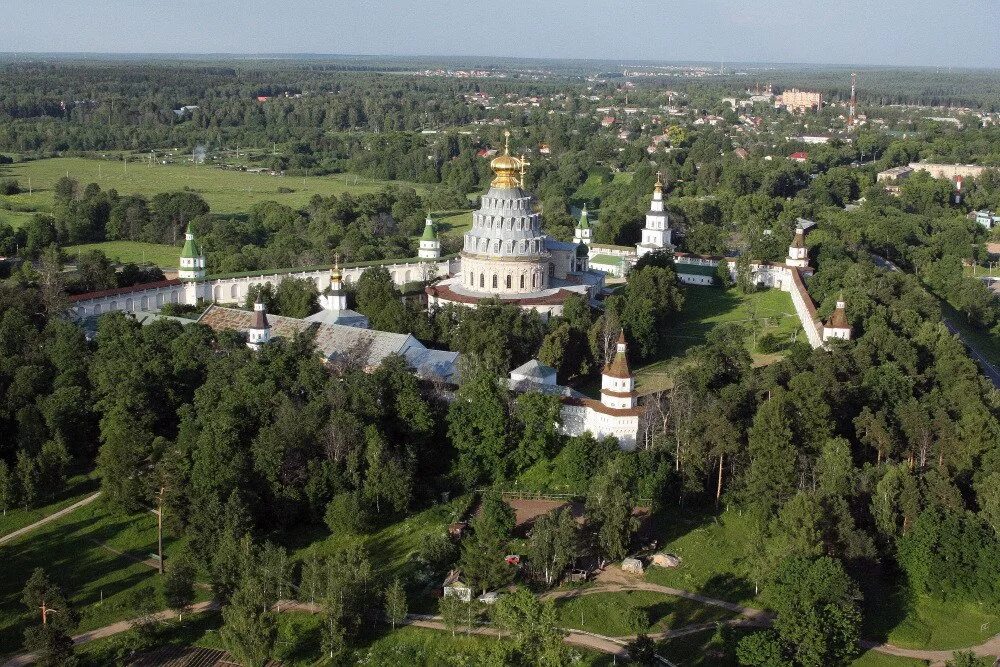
[{"left": 700, "top": 574, "right": 755, "bottom": 606}]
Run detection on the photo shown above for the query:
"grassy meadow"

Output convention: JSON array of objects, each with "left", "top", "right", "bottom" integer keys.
[
  {"left": 0, "top": 470, "right": 99, "bottom": 538},
  {"left": 631, "top": 285, "right": 803, "bottom": 395},
  {"left": 64, "top": 241, "right": 182, "bottom": 268},
  {"left": 0, "top": 157, "right": 429, "bottom": 216}
]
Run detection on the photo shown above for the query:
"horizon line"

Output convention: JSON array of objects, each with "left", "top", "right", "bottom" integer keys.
[{"left": 0, "top": 51, "right": 996, "bottom": 72}]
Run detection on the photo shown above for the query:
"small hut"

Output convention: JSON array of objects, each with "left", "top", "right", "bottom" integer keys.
[{"left": 442, "top": 570, "right": 472, "bottom": 602}]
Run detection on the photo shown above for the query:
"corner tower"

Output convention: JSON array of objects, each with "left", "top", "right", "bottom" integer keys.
[
  {"left": 178, "top": 223, "right": 206, "bottom": 280},
  {"left": 786, "top": 227, "right": 809, "bottom": 268},
  {"left": 419, "top": 214, "right": 441, "bottom": 259},
  {"left": 601, "top": 331, "right": 637, "bottom": 409}
]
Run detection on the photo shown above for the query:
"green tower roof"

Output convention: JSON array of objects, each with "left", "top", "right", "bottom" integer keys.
[
  {"left": 180, "top": 224, "right": 202, "bottom": 259},
  {"left": 421, "top": 217, "right": 438, "bottom": 241},
  {"left": 577, "top": 205, "right": 590, "bottom": 230}
]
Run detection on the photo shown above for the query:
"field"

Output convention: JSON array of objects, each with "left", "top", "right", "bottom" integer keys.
[
  {"left": 0, "top": 499, "right": 196, "bottom": 657},
  {"left": 0, "top": 157, "right": 429, "bottom": 216},
  {"left": 0, "top": 470, "right": 98, "bottom": 538},
  {"left": 632, "top": 285, "right": 803, "bottom": 394},
  {"left": 432, "top": 208, "right": 473, "bottom": 238},
  {"left": 64, "top": 241, "right": 182, "bottom": 268},
  {"left": 643, "top": 509, "right": 759, "bottom": 606},
  {"left": 553, "top": 590, "right": 736, "bottom": 637},
  {"left": 0, "top": 208, "right": 36, "bottom": 229}
]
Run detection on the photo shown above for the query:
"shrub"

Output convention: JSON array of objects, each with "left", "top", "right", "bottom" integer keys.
[
  {"left": 324, "top": 492, "right": 370, "bottom": 534},
  {"left": 0, "top": 179, "right": 21, "bottom": 196}
]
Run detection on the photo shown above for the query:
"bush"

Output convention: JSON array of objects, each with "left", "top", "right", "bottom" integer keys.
[
  {"left": 324, "top": 493, "right": 370, "bottom": 534},
  {"left": 757, "top": 332, "right": 785, "bottom": 354},
  {"left": 0, "top": 179, "right": 21, "bottom": 196}
]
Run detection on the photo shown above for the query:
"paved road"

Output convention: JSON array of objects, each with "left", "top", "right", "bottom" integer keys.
[
  {"left": 0, "top": 492, "right": 102, "bottom": 546},
  {"left": 943, "top": 319, "right": 1000, "bottom": 388},
  {"left": 871, "top": 252, "right": 1000, "bottom": 390}
]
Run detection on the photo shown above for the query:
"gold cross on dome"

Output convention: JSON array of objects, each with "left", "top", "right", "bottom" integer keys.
[{"left": 519, "top": 153, "right": 530, "bottom": 187}]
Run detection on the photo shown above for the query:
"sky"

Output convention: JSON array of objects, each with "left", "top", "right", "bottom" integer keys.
[{"left": 2, "top": 0, "right": 998, "bottom": 68}]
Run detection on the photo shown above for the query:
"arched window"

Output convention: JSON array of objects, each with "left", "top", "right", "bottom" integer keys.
[
  {"left": 548, "top": 264, "right": 555, "bottom": 278},
  {"left": 532, "top": 274, "right": 537, "bottom": 288},
  {"left": 506, "top": 275, "right": 512, "bottom": 289},
  {"left": 110, "top": 300, "right": 118, "bottom": 311},
  {"left": 480, "top": 273, "right": 485, "bottom": 288},
  {"left": 404, "top": 270, "right": 411, "bottom": 282},
  {"left": 125, "top": 298, "right": 133, "bottom": 312},
  {"left": 492, "top": 275, "right": 498, "bottom": 289},
  {"left": 140, "top": 296, "right": 149, "bottom": 310},
  {"left": 230, "top": 284, "right": 238, "bottom": 299},
  {"left": 520, "top": 274, "right": 525, "bottom": 289},
  {"left": 468, "top": 272, "right": 473, "bottom": 285}
]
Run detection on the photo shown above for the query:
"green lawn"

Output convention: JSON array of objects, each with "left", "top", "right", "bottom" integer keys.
[
  {"left": 0, "top": 157, "right": 428, "bottom": 216},
  {"left": 432, "top": 209, "right": 473, "bottom": 237},
  {"left": 0, "top": 499, "right": 195, "bottom": 657},
  {"left": 286, "top": 497, "right": 469, "bottom": 589},
  {"left": 0, "top": 208, "right": 36, "bottom": 229},
  {"left": 851, "top": 651, "right": 929, "bottom": 667},
  {"left": 655, "top": 626, "right": 744, "bottom": 666},
  {"left": 64, "top": 241, "right": 182, "bottom": 268},
  {"left": 862, "top": 580, "right": 1000, "bottom": 652},
  {"left": 633, "top": 285, "right": 803, "bottom": 395},
  {"left": 554, "top": 590, "right": 736, "bottom": 637},
  {"left": 642, "top": 509, "right": 760, "bottom": 606},
  {"left": 0, "top": 470, "right": 99, "bottom": 537}
]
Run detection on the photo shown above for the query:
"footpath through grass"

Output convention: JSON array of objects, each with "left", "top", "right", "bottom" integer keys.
[
  {"left": 64, "top": 241, "right": 182, "bottom": 268},
  {"left": 0, "top": 470, "right": 99, "bottom": 538},
  {"left": 0, "top": 157, "right": 428, "bottom": 216},
  {"left": 78, "top": 612, "right": 614, "bottom": 666},
  {"left": 0, "top": 499, "right": 193, "bottom": 657}
]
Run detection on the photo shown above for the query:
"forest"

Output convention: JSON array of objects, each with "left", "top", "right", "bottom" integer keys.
[{"left": 1, "top": 57, "right": 1000, "bottom": 667}]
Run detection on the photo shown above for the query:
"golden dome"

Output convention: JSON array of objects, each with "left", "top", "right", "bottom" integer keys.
[
  {"left": 330, "top": 255, "right": 342, "bottom": 281},
  {"left": 490, "top": 130, "right": 524, "bottom": 188}
]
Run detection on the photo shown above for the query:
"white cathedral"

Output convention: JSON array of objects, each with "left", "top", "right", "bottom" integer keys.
[{"left": 425, "top": 131, "right": 604, "bottom": 318}]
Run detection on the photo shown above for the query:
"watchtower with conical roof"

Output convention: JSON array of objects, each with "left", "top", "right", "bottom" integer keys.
[
  {"left": 786, "top": 227, "right": 809, "bottom": 268},
  {"left": 178, "top": 223, "right": 205, "bottom": 280},
  {"left": 822, "top": 294, "right": 852, "bottom": 342},
  {"left": 418, "top": 214, "right": 441, "bottom": 259},
  {"left": 601, "top": 331, "right": 637, "bottom": 409}
]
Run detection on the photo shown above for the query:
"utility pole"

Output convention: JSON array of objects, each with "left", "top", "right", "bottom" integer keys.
[
  {"left": 40, "top": 601, "right": 58, "bottom": 625},
  {"left": 150, "top": 486, "right": 165, "bottom": 574}
]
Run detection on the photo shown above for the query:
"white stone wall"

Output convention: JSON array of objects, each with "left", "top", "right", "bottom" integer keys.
[
  {"left": 70, "top": 258, "right": 454, "bottom": 320},
  {"left": 558, "top": 403, "right": 641, "bottom": 451}
]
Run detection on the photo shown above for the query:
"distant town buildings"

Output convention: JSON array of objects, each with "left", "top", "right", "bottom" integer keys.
[{"left": 777, "top": 89, "right": 823, "bottom": 112}]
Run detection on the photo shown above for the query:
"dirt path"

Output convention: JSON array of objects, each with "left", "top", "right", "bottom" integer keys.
[
  {"left": 541, "top": 567, "right": 773, "bottom": 623},
  {"left": 3, "top": 581, "right": 997, "bottom": 666},
  {"left": 1, "top": 600, "right": 219, "bottom": 667},
  {"left": 860, "top": 636, "right": 1000, "bottom": 667},
  {"left": 0, "top": 492, "right": 102, "bottom": 546}
]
